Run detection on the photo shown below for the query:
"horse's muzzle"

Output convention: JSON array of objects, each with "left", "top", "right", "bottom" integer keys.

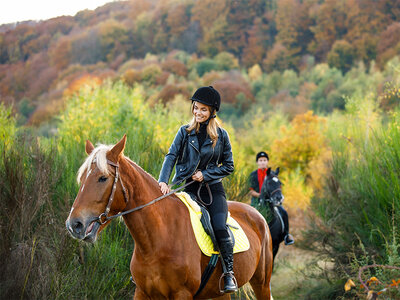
[
  {"left": 272, "top": 194, "right": 284, "bottom": 206},
  {"left": 66, "top": 217, "right": 100, "bottom": 243}
]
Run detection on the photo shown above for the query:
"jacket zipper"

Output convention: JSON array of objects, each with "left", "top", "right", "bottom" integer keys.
[
  {"left": 205, "top": 145, "right": 214, "bottom": 169},
  {"left": 177, "top": 140, "right": 201, "bottom": 185},
  {"left": 189, "top": 138, "right": 200, "bottom": 153},
  {"left": 180, "top": 137, "right": 188, "bottom": 162},
  {"left": 216, "top": 129, "right": 223, "bottom": 164}
]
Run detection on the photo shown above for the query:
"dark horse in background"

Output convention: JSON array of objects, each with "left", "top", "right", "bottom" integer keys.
[{"left": 259, "top": 167, "right": 288, "bottom": 260}]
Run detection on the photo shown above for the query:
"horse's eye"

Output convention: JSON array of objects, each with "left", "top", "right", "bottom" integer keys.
[{"left": 98, "top": 176, "right": 108, "bottom": 182}]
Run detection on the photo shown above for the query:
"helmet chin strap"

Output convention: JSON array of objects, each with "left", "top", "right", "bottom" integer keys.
[{"left": 202, "top": 112, "right": 216, "bottom": 125}]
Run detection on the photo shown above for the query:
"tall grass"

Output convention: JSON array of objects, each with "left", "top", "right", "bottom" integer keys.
[
  {"left": 302, "top": 96, "right": 400, "bottom": 297},
  {"left": 0, "top": 130, "right": 64, "bottom": 299}
]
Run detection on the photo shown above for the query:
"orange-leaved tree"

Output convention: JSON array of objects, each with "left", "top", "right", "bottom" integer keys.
[{"left": 271, "top": 111, "right": 330, "bottom": 208}]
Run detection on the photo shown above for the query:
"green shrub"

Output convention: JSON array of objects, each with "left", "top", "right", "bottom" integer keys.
[{"left": 302, "top": 97, "right": 400, "bottom": 297}]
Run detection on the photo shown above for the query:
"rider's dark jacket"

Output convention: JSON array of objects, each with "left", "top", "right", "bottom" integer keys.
[
  {"left": 249, "top": 170, "right": 261, "bottom": 206},
  {"left": 249, "top": 170, "right": 260, "bottom": 192},
  {"left": 158, "top": 124, "right": 234, "bottom": 185}
]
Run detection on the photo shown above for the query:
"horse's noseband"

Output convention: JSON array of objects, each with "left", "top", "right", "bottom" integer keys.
[{"left": 264, "top": 183, "right": 283, "bottom": 207}]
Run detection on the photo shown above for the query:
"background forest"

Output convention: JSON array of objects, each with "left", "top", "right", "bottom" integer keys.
[{"left": 1, "top": 0, "right": 399, "bottom": 299}]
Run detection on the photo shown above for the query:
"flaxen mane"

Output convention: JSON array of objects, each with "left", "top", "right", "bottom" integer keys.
[
  {"left": 77, "top": 144, "right": 113, "bottom": 183},
  {"left": 76, "top": 144, "right": 158, "bottom": 184}
]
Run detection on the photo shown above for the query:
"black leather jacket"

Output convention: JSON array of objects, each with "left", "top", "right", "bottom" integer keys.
[{"left": 158, "top": 125, "right": 234, "bottom": 185}]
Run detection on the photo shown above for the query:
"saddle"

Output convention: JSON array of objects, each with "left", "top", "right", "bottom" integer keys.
[{"left": 176, "top": 192, "right": 250, "bottom": 256}]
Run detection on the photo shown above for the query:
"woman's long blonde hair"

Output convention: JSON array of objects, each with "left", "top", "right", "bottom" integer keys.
[{"left": 186, "top": 102, "right": 220, "bottom": 148}]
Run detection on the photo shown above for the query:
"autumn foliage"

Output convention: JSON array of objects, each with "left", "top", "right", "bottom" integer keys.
[{"left": 1, "top": 0, "right": 400, "bottom": 123}]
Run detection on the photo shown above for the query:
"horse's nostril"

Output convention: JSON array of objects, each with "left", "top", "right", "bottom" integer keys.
[{"left": 72, "top": 219, "right": 84, "bottom": 234}]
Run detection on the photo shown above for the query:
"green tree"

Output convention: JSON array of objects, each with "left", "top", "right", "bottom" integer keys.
[
  {"left": 194, "top": 58, "right": 218, "bottom": 77},
  {"left": 327, "top": 40, "right": 355, "bottom": 73}
]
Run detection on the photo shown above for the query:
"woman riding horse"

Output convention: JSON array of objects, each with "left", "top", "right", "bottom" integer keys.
[
  {"left": 66, "top": 89, "right": 273, "bottom": 298},
  {"left": 66, "top": 135, "right": 273, "bottom": 299},
  {"left": 158, "top": 86, "right": 237, "bottom": 293}
]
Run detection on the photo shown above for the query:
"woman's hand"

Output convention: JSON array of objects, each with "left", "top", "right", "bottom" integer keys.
[
  {"left": 159, "top": 182, "right": 170, "bottom": 195},
  {"left": 192, "top": 171, "right": 204, "bottom": 182}
]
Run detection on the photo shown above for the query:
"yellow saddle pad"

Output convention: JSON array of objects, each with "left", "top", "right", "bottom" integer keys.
[{"left": 176, "top": 192, "right": 250, "bottom": 257}]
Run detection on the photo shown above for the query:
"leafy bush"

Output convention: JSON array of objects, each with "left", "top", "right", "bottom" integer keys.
[{"left": 302, "top": 96, "right": 400, "bottom": 297}]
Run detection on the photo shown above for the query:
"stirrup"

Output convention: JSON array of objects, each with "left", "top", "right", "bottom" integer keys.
[{"left": 218, "top": 272, "right": 238, "bottom": 294}]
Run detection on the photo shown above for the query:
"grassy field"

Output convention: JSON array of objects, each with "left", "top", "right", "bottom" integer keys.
[{"left": 1, "top": 79, "right": 399, "bottom": 299}]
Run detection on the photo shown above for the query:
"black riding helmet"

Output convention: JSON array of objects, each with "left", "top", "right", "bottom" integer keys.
[
  {"left": 190, "top": 86, "right": 221, "bottom": 112},
  {"left": 256, "top": 151, "right": 269, "bottom": 161}
]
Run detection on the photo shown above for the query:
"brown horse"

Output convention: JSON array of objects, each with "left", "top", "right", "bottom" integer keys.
[{"left": 66, "top": 135, "right": 273, "bottom": 299}]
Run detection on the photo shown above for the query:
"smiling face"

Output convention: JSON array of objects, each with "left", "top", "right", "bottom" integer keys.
[{"left": 193, "top": 101, "right": 211, "bottom": 123}]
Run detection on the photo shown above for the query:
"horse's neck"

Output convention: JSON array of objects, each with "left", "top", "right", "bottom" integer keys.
[
  {"left": 272, "top": 205, "right": 280, "bottom": 219},
  {"left": 120, "top": 158, "right": 175, "bottom": 254}
]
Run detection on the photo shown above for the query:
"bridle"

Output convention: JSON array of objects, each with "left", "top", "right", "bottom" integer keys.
[
  {"left": 97, "top": 159, "right": 129, "bottom": 224},
  {"left": 268, "top": 187, "right": 282, "bottom": 198},
  {"left": 95, "top": 159, "right": 194, "bottom": 225},
  {"left": 263, "top": 178, "right": 283, "bottom": 206}
]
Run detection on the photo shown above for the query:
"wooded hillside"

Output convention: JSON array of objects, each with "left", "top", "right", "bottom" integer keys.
[{"left": 1, "top": 0, "right": 399, "bottom": 125}]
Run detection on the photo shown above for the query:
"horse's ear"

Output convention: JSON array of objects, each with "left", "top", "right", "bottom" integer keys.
[
  {"left": 109, "top": 134, "right": 127, "bottom": 162},
  {"left": 267, "top": 167, "right": 271, "bottom": 176},
  {"left": 85, "top": 139, "right": 95, "bottom": 155},
  {"left": 275, "top": 167, "right": 280, "bottom": 175}
]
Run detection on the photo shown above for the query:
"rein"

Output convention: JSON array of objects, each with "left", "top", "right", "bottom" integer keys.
[
  {"left": 96, "top": 159, "right": 195, "bottom": 225},
  {"left": 269, "top": 187, "right": 282, "bottom": 198}
]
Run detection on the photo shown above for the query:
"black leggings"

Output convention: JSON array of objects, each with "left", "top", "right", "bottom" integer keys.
[{"left": 185, "top": 181, "right": 230, "bottom": 241}]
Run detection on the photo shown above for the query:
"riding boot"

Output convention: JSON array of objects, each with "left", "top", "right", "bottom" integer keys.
[
  {"left": 279, "top": 205, "right": 294, "bottom": 245},
  {"left": 218, "top": 237, "right": 238, "bottom": 294}
]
